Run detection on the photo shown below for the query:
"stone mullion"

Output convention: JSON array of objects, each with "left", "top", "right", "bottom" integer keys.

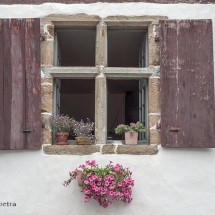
[
  {"left": 95, "top": 67, "right": 107, "bottom": 144},
  {"left": 96, "top": 20, "right": 107, "bottom": 66},
  {"left": 94, "top": 20, "right": 108, "bottom": 144}
]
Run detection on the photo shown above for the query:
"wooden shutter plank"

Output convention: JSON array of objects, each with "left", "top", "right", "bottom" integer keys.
[
  {"left": 189, "top": 20, "right": 215, "bottom": 147},
  {"left": 160, "top": 19, "right": 215, "bottom": 148},
  {"left": 3, "top": 19, "right": 13, "bottom": 149},
  {"left": 0, "top": 20, "right": 3, "bottom": 149},
  {"left": 0, "top": 18, "right": 41, "bottom": 150},
  {"left": 25, "top": 19, "right": 41, "bottom": 149},
  {"left": 10, "top": 19, "right": 26, "bottom": 149}
]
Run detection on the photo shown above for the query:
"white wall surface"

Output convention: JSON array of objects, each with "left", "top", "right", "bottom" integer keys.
[
  {"left": 0, "top": 2, "right": 215, "bottom": 63},
  {"left": 1, "top": 3, "right": 215, "bottom": 215},
  {"left": 1, "top": 147, "right": 215, "bottom": 215}
]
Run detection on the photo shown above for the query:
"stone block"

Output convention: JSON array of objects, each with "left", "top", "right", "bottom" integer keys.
[
  {"left": 148, "top": 24, "right": 160, "bottom": 66},
  {"left": 41, "top": 41, "right": 54, "bottom": 66},
  {"left": 149, "top": 114, "right": 161, "bottom": 128},
  {"left": 102, "top": 145, "right": 115, "bottom": 154},
  {"left": 41, "top": 84, "right": 53, "bottom": 113},
  {"left": 41, "top": 113, "right": 52, "bottom": 130},
  {"left": 117, "top": 145, "right": 158, "bottom": 155},
  {"left": 41, "top": 78, "right": 53, "bottom": 84},
  {"left": 149, "top": 129, "right": 161, "bottom": 145},
  {"left": 148, "top": 77, "right": 161, "bottom": 113},
  {"left": 42, "top": 128, "right": 52, "bottom": 144},
  {"left": 47, "top": 24, "right": 54, "bottom": 37},
  {"left": 43, "top": 145, "right": 100, "bottom": 155}
]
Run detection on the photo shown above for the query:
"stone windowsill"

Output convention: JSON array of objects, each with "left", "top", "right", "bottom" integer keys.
[{"left": 43, "top": 144, "right": 158, "bottom": 155}]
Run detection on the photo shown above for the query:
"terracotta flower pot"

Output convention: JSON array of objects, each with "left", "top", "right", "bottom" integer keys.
[
  {"left": 75, "top": 136, "right": 91, "bottom": 145},
  {"left": 56, "top": 132, "right": 69, "bottom": 145},
  {"left": 125, "top": 131, "right": 138, "bottom": 145}
]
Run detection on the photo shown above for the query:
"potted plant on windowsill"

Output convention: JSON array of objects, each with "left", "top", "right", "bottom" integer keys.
[
  {"left": 51, "top": 115, "right": 73, "bottom": 145},
  {"left": 63, "top": 160, "right": 134, "bottom": 208},
  {"left": 115, "top": 121, "right": 146, "bottom": 145},
  {"left": 71, "top": 118, "right": 94, "bottom": 145}
]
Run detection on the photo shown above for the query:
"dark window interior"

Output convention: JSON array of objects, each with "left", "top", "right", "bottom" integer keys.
[
  {"left": 108, "top": 29, "right": 146, "bottom": 67},
  {"left": 107, "top": 79, "right": 139, "bottom": 140},
  {"left": 56, "top": 28, "right": 96, "bottom": 66}
]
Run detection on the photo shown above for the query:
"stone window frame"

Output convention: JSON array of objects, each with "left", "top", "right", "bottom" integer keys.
[{"left": 41, "top": 14, "right": 167, "bottom": 155}]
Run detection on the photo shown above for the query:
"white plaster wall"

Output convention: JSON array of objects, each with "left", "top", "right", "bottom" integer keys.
[
  {"left": 1, "top": 147, "right": 215, "bottom": 215},
  {"left": 0, "top": 2, "right": 215, "bottom": 63},
  {"left": 1, "top": 3, "right": 215, "bottom": 215}
]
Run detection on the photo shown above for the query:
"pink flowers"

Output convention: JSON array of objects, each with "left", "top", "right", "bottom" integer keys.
[{"left": 63, "top": 160, "right": 134, "bottom": 208}]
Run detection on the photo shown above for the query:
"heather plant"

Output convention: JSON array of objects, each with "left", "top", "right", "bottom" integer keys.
[
  {"left": 115, "top": 121, "right": 146, "bottom": 135},
  {"left": 50, "top": 115, "right": 73, "bottom": 132},
  {"left": 63, "top": 160, "right": 134, "bottom": 208},
  {"left": 71, "top": 118, "right": 94, "bottom": 137}
]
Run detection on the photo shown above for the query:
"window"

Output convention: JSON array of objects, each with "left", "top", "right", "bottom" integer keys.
[{"left": 51, "top": 19, "right": 152, "bottom": 145}]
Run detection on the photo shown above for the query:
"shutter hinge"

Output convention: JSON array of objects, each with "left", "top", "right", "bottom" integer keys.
[{"left": 169, "top": 127, "right": 181, "bottom": 132}]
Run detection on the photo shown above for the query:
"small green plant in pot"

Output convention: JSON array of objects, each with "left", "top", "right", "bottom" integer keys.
[
  {"left": 115, "top": 121, "right": 146, "bottom": 145},
  {"left": 71, "top": 118, "right": 94, "bottom": 145},
  {"left": 51, "top": 115, "right": 73, "bottom": 145}
]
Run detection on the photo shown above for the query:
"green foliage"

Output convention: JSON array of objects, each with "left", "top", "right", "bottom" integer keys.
[{"left": 115, "top": 121, "right": 146, "bottom": 135}]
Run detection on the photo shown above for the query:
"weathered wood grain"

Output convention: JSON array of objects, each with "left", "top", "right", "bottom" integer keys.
[
  {"left": 3, "top": 19, "right": 13, "bottom": 149},
  {"left": 160, "top": 19, "right": 215, "bottom": 148},
  {"left": 0, "top": 20, "right": 3, "bottom": 149},
  {"left": 0, "top": 18, "right": 41, "bottom": 150},
  {"left": 10, "top": 19, "right": 26, "bottom": 149},
  {"left": 25, "top": 18, "right": 41, "bottom": 149}
]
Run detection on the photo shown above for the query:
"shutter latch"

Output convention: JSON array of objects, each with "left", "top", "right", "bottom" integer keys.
[
  {"left": 21, "top": 129, "right": 34, "bottom": 133},
  {"left": 169, "top": 127, "right": 180, "bottom": 132}
]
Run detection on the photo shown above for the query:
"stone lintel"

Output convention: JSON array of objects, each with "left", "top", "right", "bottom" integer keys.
[
  {"left": 43, "top": 66, "right": 98, "bottom": 78},
  {"left": 53, "top": 21, "right": 100, "bottom": 27},
  {"left": 104, "top": 67, "right": 159, "bottom": 79},
  {"left": 103, "top": 15, "right": 168, "bottom": 26},
  {"left": 43, "top": 144, "right": 158, "bottom": 155},
  {"left": 104, "top": 20, "right": 151, "bottom": 28}
]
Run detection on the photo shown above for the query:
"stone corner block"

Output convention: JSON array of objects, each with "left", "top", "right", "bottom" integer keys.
[
  {"left": 149, "top": 129, "right": 161, "bottom": 145},
  {"left": 149, "top": 114, "right": 161, "bottom": 128},
  {"left": 42, "top": 128, "right": 52, "bottom": 144},
  {"left": 41, "top": 83, "right": 53, "bottom": 113},
  {"left": 41, "top": 40, "right": 54, "bottom": 66},
  {"left": 148, "top": 77, "right": 161, "bottom": 113}
]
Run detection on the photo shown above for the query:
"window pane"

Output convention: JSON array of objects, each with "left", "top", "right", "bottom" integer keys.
[
  {"left": 108, "top": 29, "right": 147, "bottom": 67},
  {"left": 56, "top": 28, "right": 96, "bottom": 66}
]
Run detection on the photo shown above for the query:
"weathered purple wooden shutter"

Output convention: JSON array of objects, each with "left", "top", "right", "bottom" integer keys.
[
  {"left": 160, "top": 19, "right": 215, "bottom": 148},
  {"left": 0, "top": 18, "right": 41, "bottom": 149}
]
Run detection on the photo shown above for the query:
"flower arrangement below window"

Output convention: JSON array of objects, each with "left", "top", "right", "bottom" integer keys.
[{"left": 63, "top": 160, "right": 134, "bottom": 208}]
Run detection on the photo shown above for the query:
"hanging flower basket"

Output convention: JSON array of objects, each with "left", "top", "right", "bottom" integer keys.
[{"left": 63, "top": 160, "right": 134, "bottom": 208}]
